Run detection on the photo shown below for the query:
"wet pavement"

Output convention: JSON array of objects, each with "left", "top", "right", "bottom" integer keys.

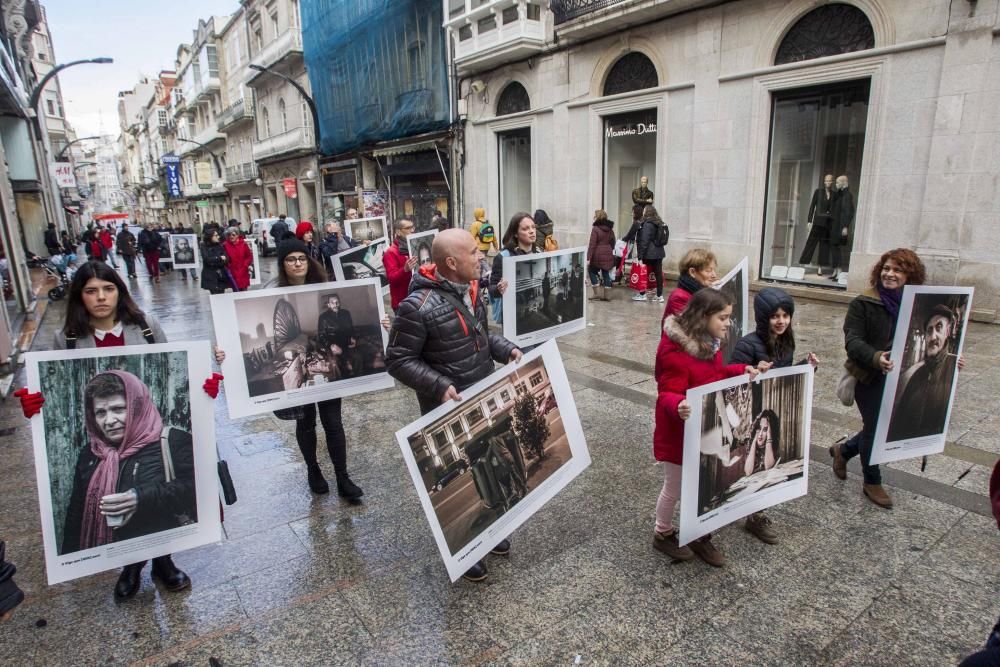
[{"left": 1, "top": 258, "right": 998, "bottom": 666}]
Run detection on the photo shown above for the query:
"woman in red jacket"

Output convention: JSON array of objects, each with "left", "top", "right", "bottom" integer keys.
[
  {"left": 662, "top": 248, "right": 718, "bottom": 324},
  {"left": 653, "top": 288, "right": 758, "bottom": 567},
  {"left": 222, "top": 228, "right": 253, "bottom": 291}
]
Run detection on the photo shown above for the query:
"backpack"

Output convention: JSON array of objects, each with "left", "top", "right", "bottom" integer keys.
[
  {"left": 654, "top": 222, "right": 670, "bottom": 247},
  {"left": 477, "top": 221, "right": 495, "bottom": 244},
  {"left": 543, "top": 235, "right": 559, "bottom": 252}
]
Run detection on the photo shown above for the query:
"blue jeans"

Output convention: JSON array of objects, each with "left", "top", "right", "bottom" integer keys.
[
  {"left": 588, "top": 266, "right": 611, "bottom": 287},
  {"left": 840, "top": 374, "right": 885, "bottom": 484}
]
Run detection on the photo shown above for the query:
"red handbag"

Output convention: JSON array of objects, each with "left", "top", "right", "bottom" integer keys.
[{"left": 628, "top": 262, "right": 648, "bottom": 291}]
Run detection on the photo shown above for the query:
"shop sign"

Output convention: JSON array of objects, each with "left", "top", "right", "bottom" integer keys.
[
  {"left": 605, "top": 121, "right": 657, "bottom": 139},
  {"left": 163, "top": 162, "right": 182, "bottom": 198},
  {"left": 282, "top": 178, "right": 298, "bottom": 199},
  {"left": 50, "top": 162, "right": 76, "bottom": 188},
  {"left": 196, "top": 200, "right": 210, "bottom": 208},
  {"left": 196, "top": 161, "right": 213, "bottom": 189},
  {"left": 251, "top": 197, "right": 262, "bottom": 204}
]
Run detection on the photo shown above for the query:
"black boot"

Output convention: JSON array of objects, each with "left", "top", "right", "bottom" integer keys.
[
  {"left": 307, "top": 465, "right": 330, "bottom": 494},
  {"left": 114, "top": 561, "right": 146, "bottom": 600},
  {"left": 462, "top": 560, "right": 488, "bottom": 583},
  {"left": 336, "top": 472, "right": 363, "bottom": 504},
  {"left": 151, "top": 555, "right": 191, "bottom": 592}
]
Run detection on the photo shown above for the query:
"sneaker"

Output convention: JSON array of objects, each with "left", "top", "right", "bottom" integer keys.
[
  {"left": 689, "top": 534, "right": 726, "bottom": 567},
  {"left": 829, "top": 445, "right": 847, "bottom": 480},
  {"left": 653, "top": 529, "right": 694, "bottom": 561},
  {"left": 631, "top": 293, "right": 648, "bottom": 302},
  {"left": 490, "top": 538, "right": 511, "bottom": 556},
  {"left": 744, "top": 512, "right": 778, "bottom": 545},
  {"left": 656, "top": 295, "right": 665, "bottom": 303},
  {"left": 462, "top": 561, "right": 488, "bottom": 582}
]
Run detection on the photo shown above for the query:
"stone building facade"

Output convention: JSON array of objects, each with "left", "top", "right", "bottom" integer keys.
[{"left": 449, "top": 0, "right": 1000, "bottom": 319}]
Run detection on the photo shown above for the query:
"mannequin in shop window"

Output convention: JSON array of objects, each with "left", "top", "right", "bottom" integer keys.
[
  {"left": 799, "top": 174, "right": 835, "bottom": 275},
  {"left": 828, "top": 175, "right": 855, "bottom": 281},
  {"left": 632, "top": 176, "right": 654, "bottom": 210}
]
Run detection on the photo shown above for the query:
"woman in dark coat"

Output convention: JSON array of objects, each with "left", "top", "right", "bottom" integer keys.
[
  {"left": 200, "top": 229, "right": 229, "bottom": 294},
  {"left": 586, "top": 209, "right": 616, "bottom": 301},
  {"left": 634, "top": 205, "right": 667, "bottom": 303}
]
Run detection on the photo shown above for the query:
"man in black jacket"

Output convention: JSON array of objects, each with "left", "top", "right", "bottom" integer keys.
[
  {"left": 116, "top": 226, "right": 138, "bottom": 278},
  {"left": 44, "top": 223, "right": 60, "bottom": 256},
  {"left": 137, "top": 223, "right": 162, "bottom": 283},
  {"left": 386, "top": 229, "right": 522, "bottom": 582}
]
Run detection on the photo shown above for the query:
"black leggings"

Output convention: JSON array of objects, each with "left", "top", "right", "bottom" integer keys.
[
  {"left": 295, "top": 398, "right": 347, "bottom": 473},
  {"left": 643, "top": 259, "right": 663, "bottom": 297}
]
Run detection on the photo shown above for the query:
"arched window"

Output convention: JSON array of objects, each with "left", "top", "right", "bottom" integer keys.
[
  {"left": 602, "top": 52, "right": 658, "bottom": 97},
  {"left": 261, "top": 107, "right": 270, "bottom": 139},
  {"left": 301, "top": 100, "right": 309, "bottom": 128},
  {"left": 496, "top": 82, "right": 530, "bottom": 116},
  {"left": 775, "top": 4, "right": 875, "bottom": 66},
  {"left": 278, "top": 98, "right": 288, "bottom": 133}
]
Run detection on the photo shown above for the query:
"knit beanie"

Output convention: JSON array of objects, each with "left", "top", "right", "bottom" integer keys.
[
  {"left": 295, "top": 221, "right": 315, "bottom": 240},
  {"left": 277, "top": 238, "right": 308, "bottom": 264}
]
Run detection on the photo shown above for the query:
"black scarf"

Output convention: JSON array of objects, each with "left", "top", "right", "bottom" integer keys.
[{"left": 678, "top": 274, "right": 704, "bottom": 296}]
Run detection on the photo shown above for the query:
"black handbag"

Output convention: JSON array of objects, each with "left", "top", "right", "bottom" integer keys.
[{"left": 217, "top": 460, "right": 238, "bottom": 505}]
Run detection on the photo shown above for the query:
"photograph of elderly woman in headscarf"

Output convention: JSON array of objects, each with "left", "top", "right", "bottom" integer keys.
[
  {"left": 60, "top": 370, "right": 196, "bottom": 555},
  {"left": 887, "top": 295, "right": 969, "bottom": 442}
]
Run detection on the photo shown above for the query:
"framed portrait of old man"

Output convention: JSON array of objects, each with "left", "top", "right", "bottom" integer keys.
[
  {"left": 211, "top": 278, "right": 393, "bottom": 419},
  {"left": 870, "top": 286, "right": 973, "bottom": 465},
  {"left": 170, "top": 234, "right": 199, "bottom": 270},
  {"left": 25, "top": 341, "right": 221, "bottom": 585}
]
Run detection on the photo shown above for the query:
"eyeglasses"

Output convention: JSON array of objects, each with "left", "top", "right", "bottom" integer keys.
[{"left": 284, "top": 255, "right": 309, "bottom": 265}]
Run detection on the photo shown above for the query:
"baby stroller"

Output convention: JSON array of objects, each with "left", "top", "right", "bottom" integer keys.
[{"left": 44, "top": 253, "right": 75, "bottom": 301}]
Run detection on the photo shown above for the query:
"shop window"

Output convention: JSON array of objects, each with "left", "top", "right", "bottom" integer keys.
[
  {"left": 498, "top": 126, "right": 531, "bottom": 228},
  {"left": 775, "top": 4, "right": 875, "bottom": 66},
  {"left": 603, "top": 109, "right": 657, "bottom": 238},
  {"left": 497, "top": 82, "right": 530, "bottom": 116},
  {"left": 761, "top": 79, "right": 870, "bottom": 286},
  {"left": 602, "top": 52, "right": 658, "bottom": 97}
]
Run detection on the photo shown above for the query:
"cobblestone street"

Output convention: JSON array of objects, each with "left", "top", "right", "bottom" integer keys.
[{"left": 1, "top": 262, "right": 997, "bottom": 666}]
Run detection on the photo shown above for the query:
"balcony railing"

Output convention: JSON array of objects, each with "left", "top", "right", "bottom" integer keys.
[
  {"left": 224, "top": 162, "right": 260, "bottom": 185},
  {"left": 252, "top": 126, "right": 314, "bottom": 162},
  {"left": 448, "top": 0, "right": 546, "bottom": 74},
  {"left": 249, "top": 28, "right": 303, "bottom": 73},
  {"left": 217, "top": 98, "right": 255, "bottom": 131},
  {"left": 550, "top": 0, "right": 628, "bottom": 24}
]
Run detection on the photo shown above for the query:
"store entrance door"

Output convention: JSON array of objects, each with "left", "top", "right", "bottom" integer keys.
[{"left": 497, "top": 127, "right": 531, "bottom": 229}]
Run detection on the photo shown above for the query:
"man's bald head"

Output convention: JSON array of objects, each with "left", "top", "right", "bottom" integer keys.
[{"left": 432, "top": 229, "right": 482, "bottom": 284}]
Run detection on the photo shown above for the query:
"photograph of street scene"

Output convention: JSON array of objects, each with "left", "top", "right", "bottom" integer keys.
[
  {"left": 507, "top": 249, "right": 587, "bottom": 343},
  {"left": 405, "top": 357, "right": 572, "bottom": 554}
]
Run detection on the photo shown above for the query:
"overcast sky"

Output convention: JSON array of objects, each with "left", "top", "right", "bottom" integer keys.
[{"left": 43, "top": 0, "right": 239, "bottom": 137}]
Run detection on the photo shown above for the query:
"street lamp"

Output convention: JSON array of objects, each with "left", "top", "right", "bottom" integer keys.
[
  {"left": 29, "top": 59, "right": 113, "bottom": 139},
  {"left": 56, "top": 135, "right": 103, "bottom": 161},
  {"left": 248, "top": 64, "right": 321, "bottom": 154}
]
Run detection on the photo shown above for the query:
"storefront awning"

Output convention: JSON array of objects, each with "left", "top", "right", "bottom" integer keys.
[
  {"left": 93, "top": 213, "right": 130, "bottom": 221},
  {"left": 371, "top": 134, "right": 448, "bottom": 158},
  {"left": 63, "top": 206, "right": 80, "bottom": 215}
]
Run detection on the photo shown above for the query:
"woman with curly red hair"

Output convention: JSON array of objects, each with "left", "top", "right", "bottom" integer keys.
[{"left": 830, "top": 248, "right": 926, "bottom": 508}]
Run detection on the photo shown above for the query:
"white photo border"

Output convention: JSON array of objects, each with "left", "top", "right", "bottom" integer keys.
[
  {"left": 714, "top": 257, "right": 749, "bottom": 365},
  {"left": 502, "top": 246, "right": 589, "bottom": 348},
  {"left": 346, "top": 216, "right": 389, "bottom": 244},
  {"left": 329, "top": 237, "right": 390, "bottom": 296},
  {"left": 170, "top": 233, "right": 200, "bottom": 270},
  {"left": 406, "top": 229, "right": 438, "bottom": 260}
]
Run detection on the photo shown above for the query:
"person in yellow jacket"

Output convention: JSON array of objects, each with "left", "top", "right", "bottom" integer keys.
[{"left": 470, "top": 208, "right": 499, "bottom": 255}]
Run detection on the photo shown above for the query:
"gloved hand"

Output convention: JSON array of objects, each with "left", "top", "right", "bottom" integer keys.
[
  {"left": 203, "top": 373, "right": 224, "bottom": 398},
  {"left": 13, "top": 388, "right": 44, "bottom": 418}
]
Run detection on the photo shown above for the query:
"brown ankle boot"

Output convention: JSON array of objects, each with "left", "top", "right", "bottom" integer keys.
[
  {"left": 689, "top": 534, "right": 726, "bottom": 567},
  {"left": 863, "top": 483, "right": 893, "bottom": 509},
  {"left": 653, "top": 529, "right": 694, "bottom": 561},
  {"left": 829, "top": 445, "right": 847, "bottom": 480}
]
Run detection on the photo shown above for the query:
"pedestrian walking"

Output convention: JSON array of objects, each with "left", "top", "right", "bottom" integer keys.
[
  {"left": 488, "top": 212, "right": 539, "bottom": 325},
  {"left": 200, "top": 229, "right": 230, "bottom": 295},
  {"left": 223, "top": 228, "right": 253, "bottom": 291},
  {"left": 586, "top": 209, "right": 615, "bottom": 301},
  {"left": 652, "top": 288, "right": 759, "bottom": 567},
  {"left": 16, "top": 260, "right": 225, "bottom": 600},
  {"left": 137, "top": 223, "right": 162, "bottom": 283},
  {"left": 115, "top": 225, "right": 138, "bottom": 278},
  {"left": 663, "top": 249, "right": 718, "bottom": 323},
  {"left": 470, "top": 208, "right": 498, "bottom": 256},
  {"left": 532, "top": 209, "right": 559, "bottom": 253},
  {"left": 99, "top": 226, "right": 117, "bottom": 269},
  {"left": 383, "top": 217, "right": 418, "bottom": 312},
  {"left": 729, "top": 287, "right": 819, "bottom": 544},
  {"left": 386, "top": 229, "right": 522, "bottom": 582},
  {"left": 259, "top": 239, "right": 365, "bottom": 500},
  {"left": 633, "top": 205, "right": 668, "bottom": 303},
  {"left": 44, "top": 223, "right": 60, "bottom": 256},
  {"left": 270, "top": 213, "right": 291, "bottom": 243},
  {"left": 294, "top": 221, "right": 322, "bottom": 262},
  {"left": 830, "top": 248, "right": 935, "bottom": 508}
]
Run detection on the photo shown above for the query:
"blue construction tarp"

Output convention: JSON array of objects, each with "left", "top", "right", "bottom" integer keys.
[{"left": 301, "top": 0, "right": 450, "bottom": 156}]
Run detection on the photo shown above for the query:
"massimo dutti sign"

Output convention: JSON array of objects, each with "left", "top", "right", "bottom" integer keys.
[{"left": 605, "top": 121, "right": 657, "bottom": 138}]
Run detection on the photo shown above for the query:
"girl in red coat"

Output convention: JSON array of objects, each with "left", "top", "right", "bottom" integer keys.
[
  {"left": 653, "top": 288, "right": 759, "bottom": 567},
  {"left": 222, "top": 228, "right": 253, "bottom": 291}
]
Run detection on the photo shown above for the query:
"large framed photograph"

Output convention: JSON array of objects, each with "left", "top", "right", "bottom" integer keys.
[
  {"left": 870, "top": 286, "right": 974, "bottom": 465},
  {"left": 395, "top": 340, "right": 591, "bottom": 581},
  {"left": 170, "top": 234, "right": 199, "bottom": 270},
  {"left": 248, "top": 242, "right": 262, "bottom": 286},
  {"left": 715, "top": 257, "right": 748, "bottom": 364},
  {"left": 346, "top": 216, "right": 388, "bottom": 244},
  {"left": 211, "top": 279, "right": 393, "bottom": 419},
  {"left": 329, "top": 237, "right": 389, "bottom": 295},
  {"left": 502, "top": 247, "right": 588, "bottom": 347},
  {"left": 406, "top": 229, "right": 437, "bottom": 269},
  {"left": 159, "top": 233, "right": 173, "bottom": 264},
  {"left": 679, "top": 365, "right": 813, "bottom": 546},
  {"left": 24, "top": 342, "right": 221, "bottom": 585}
]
